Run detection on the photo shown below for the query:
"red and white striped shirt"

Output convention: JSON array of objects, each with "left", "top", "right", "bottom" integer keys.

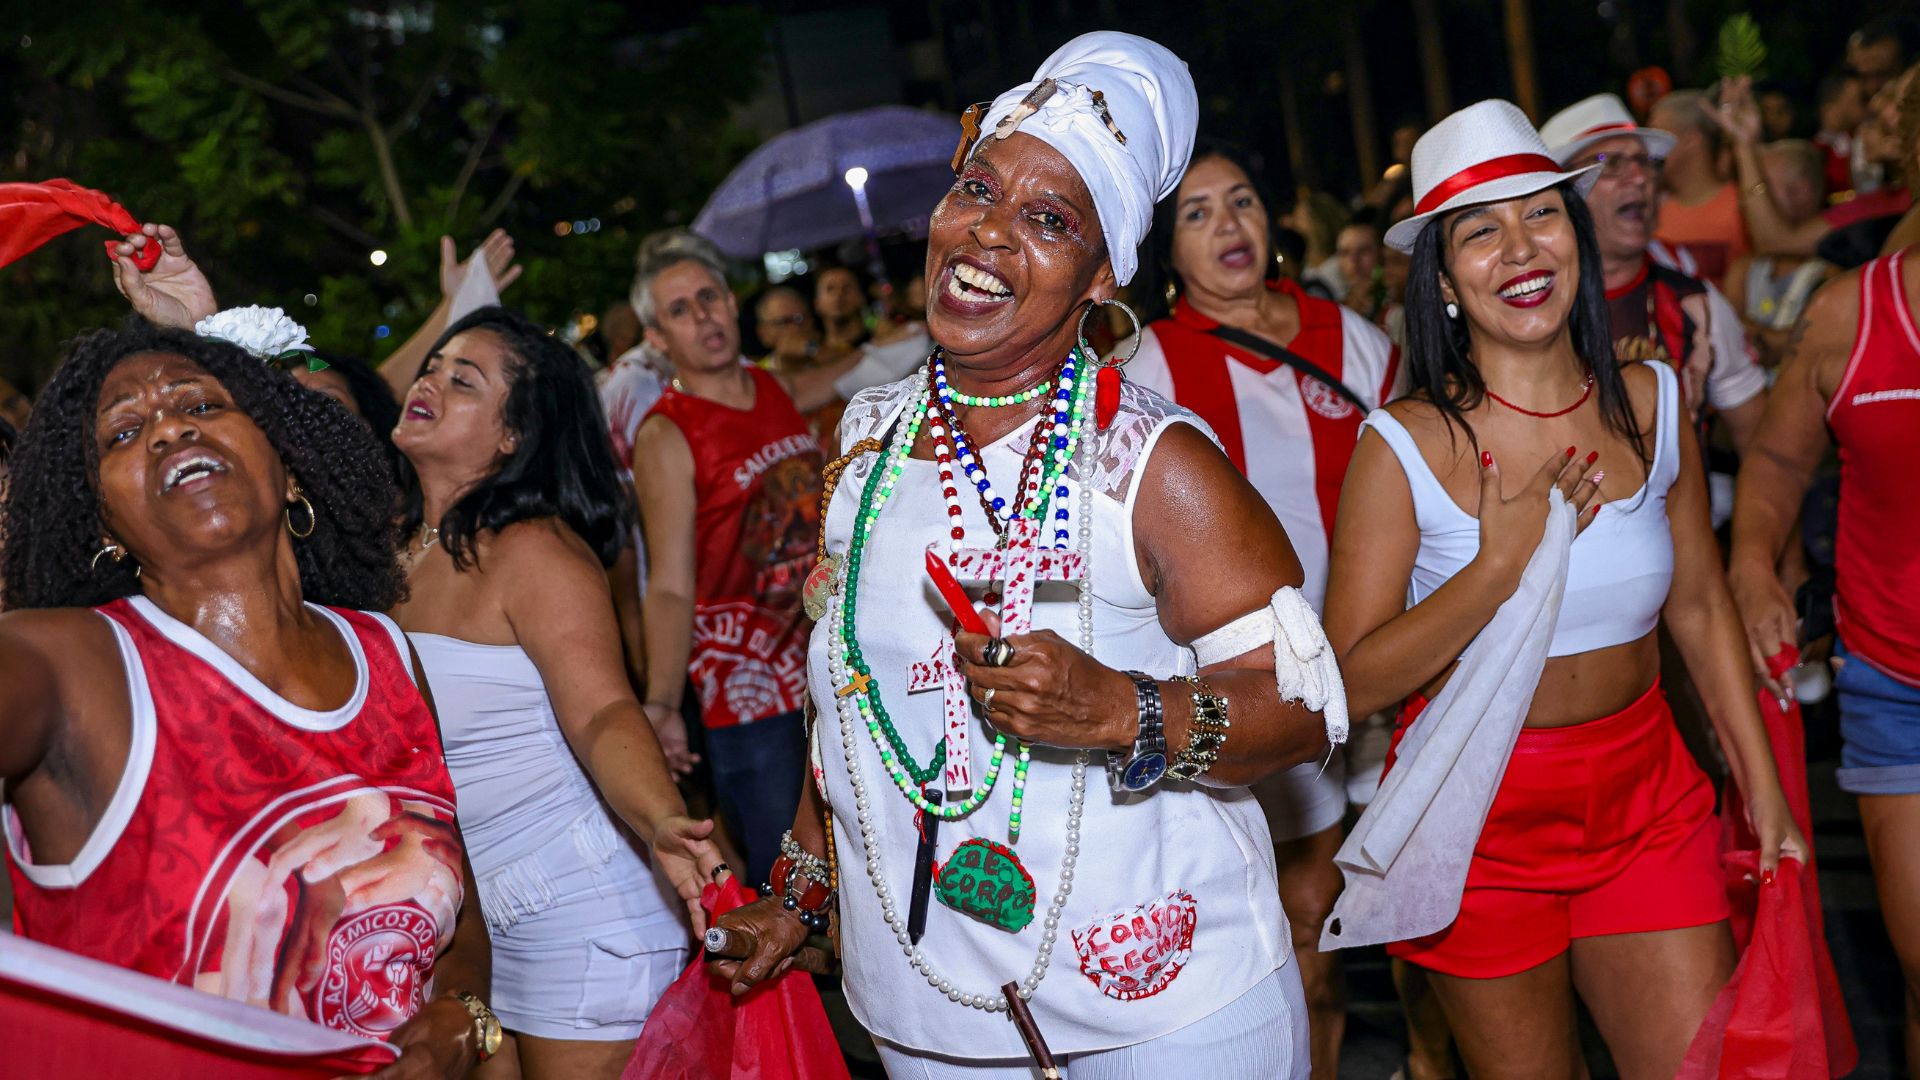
[{"left": 1121, "top": 279, "right": 1401, "bottom": 610}]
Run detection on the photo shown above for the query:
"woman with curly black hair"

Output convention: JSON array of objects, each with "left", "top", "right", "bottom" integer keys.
[
  {"left": 390, "top": 305, "right": 724, "bottom": 1080},
  {"left": 0, "top": 319, "right": 499, "bottom": 1079}
]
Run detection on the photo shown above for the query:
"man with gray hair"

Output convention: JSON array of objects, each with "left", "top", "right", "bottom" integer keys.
[{"left": 623, "top": 227, "right": 834, "bottom": 885}]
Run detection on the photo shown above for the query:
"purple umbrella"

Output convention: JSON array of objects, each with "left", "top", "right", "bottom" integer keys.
[{"left": 692, "top": 105, "right": 961, "bottom": 259}]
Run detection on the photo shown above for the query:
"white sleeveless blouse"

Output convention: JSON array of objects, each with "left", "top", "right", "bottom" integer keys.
[{"left": 808, "top": 375, "right": 1290, "bottom": 1058}]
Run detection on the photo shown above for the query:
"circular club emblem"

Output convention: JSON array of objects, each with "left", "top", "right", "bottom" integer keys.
[
  {"left": 318, "top": 904, "right": 437, "bottom": 1037},
  {"left": 1301, "top": 378, "right": 1356, "bottom": 420}
]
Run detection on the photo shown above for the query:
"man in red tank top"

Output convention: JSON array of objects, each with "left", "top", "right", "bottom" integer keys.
[
  {"left": 629, "top": 232, "right": 826, "bottom": 885},
  {"left": 1730, "top": 244, "right": 1920, "bottom": 1070}
]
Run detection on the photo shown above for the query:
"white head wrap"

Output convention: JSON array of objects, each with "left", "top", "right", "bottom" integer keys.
[{"left": 973, "top": 31, "right": 1197, "bottom": 286}]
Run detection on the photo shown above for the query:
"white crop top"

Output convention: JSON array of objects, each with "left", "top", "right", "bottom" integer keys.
[{"left": 1361, "top": 361, "right": 1681, "bottom": 658}]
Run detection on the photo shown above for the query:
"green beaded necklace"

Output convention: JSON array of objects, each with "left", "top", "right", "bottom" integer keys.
[
  {"left": 948, "top": 380, "right": 1053, "bottom": 408},
  {"left": 831, "top": 358, "right": 1091, "bottom": 828}
]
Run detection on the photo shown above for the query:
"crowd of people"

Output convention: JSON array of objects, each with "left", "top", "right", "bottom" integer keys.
[{"left": 1, "top": 13, "right": 1918, "bottom": 1080}]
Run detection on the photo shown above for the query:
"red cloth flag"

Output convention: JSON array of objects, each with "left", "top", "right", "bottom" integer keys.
[
  {"left": 0, "top": 933, "right": 398, "bottom": 1078},
  {"left": 624, "top": 877, "right": 851, "bottom": 1080},
  {"left": 0, "top": 179, "right": 160, "bottom": 271}
]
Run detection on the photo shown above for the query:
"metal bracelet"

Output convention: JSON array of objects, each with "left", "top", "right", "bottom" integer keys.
[{"left": 1166, "top": 675, "right": 1231, "bottom": 782}]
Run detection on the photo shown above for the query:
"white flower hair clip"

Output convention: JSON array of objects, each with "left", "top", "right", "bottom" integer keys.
[{"left": 194, "top": 305, "right": 327, "bottom": 372}]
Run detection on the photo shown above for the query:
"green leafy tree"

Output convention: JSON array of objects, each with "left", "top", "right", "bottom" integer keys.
[{"left": 0, "top": 2, "right": 767, "bottom": 391}]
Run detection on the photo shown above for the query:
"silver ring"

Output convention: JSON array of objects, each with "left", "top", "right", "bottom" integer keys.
[
  {"left": 984, "top": 638, "right": 1015, "bottom": 667},
  {"left": 981, "top": 687, "right": 996, "bottom": 714}
]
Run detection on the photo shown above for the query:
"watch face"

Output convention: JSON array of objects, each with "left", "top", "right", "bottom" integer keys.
[{"left": 1120, "top": 751, "right": 1167, "bottom": 792}]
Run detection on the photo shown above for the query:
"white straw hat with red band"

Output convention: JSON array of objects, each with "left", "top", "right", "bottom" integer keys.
[
  {"left": 1383, "top": 99, "right": 1600, "bottom": 253},
  {"left": 1539, "top": 93, "right": 1676, "bottom": 168}
]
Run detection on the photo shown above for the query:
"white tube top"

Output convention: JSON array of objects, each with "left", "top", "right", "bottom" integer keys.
[
  {"left": 1360, "top": 361, "right": 1680, "bottom": 658},
  {"left": 410, "top": 633, "right": 680, "bottom": 940}
]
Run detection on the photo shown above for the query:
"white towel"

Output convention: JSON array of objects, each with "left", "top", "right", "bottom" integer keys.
[{"left": 1320, "top": 489, "right": 1576, "bottom": 951}]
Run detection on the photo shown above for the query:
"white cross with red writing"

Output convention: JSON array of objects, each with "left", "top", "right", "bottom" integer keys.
[
  {"left": 947, "top": 517, "right": 1086, "bottom": 638},
  {"left": 908, "top": 635, "right": 972, "bottom": 792}
]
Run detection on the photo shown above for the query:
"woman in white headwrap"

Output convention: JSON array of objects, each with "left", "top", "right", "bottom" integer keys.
[{"left": 709, "top": 32, "right": 1343, "bottom": 1077}]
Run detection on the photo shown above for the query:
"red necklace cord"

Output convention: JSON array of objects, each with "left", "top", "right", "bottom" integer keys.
[{"left": 1485, "top": 372, "right": 1595, "bottom": 418}]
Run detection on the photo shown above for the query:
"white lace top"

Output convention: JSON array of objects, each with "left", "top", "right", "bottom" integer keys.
[{"left": 808, "top": 375, "right": 1290, "bottom": 1057}]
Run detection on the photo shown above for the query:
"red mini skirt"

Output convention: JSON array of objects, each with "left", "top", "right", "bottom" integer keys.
[{"left": 1383, "top": 679, "right": 1728, "bottom": 978}]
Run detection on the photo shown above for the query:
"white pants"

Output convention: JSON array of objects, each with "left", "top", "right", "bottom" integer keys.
[{"left": 873, "top": 965, "right": 1309, "bottom": 1079}]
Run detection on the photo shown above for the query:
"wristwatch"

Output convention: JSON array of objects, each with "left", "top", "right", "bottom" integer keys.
[
  {"left": 451, "top": 990, "right": 503, "bottom": 1063},
  {"left": 1107, "top": 671, "right": 1168, "bottom": 792}
]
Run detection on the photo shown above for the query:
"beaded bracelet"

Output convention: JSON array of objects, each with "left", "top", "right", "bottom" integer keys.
[
  {"left": 779, "top": 831, "right": 830, "bottom": 883},
  {"left": 1165, "top": 675, "right": 1231, "bottom": 781}
]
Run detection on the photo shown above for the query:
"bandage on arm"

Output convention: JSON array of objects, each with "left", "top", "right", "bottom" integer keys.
[{"left": 1190, "top": 585, "right": 1350, "bottom": 747}]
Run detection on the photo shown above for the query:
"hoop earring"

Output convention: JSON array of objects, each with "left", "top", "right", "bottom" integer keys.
[
  {"left": 90, "top": 541, "right": 139, "bottom": 578},
  {"left": 1075, "top": 298, "right": 1142, "bottom": 367},
  {"left": 286, "top": 491, "right": 317, "bottom": 539},
  {"left": 1445, "top": 302, "right": 1460, "bottom": 319}
]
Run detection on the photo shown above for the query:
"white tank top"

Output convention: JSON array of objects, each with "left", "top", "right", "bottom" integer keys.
[
  {"left": 410, "top": 634, "right": 681, "bottom": 943},
  {"left": 1360, "top": 361, "right": 1680, "bottom": 657},
  {"left": 811, "top": 376, "right": 1288, "bottom": 1058}
]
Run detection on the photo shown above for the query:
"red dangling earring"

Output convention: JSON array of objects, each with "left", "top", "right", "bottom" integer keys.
[
  {"left": 1095, "top": 365, "right": 1122, "bottom": 431},
  {"left": 1079, "top": 298, "right": 1140, "bottom": 432}
]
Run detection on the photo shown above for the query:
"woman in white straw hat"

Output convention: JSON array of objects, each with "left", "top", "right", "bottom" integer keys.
[
  {"left": 709, "top": 30, "right": 1346, "bottom": 1078},
  {"left": 1322, "top": 100, "right": 1804, "bottom": 1077}
]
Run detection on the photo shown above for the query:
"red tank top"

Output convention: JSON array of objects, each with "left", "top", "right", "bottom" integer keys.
[
  {"left": 645, "top": 365, "right": 824, "bottom": 728},
  {"left": 5, "top": 597, "right": 463, "bottom": 1039},
  {"left": 1827, "top": 249, "right": 1920, "bottom": 685}
]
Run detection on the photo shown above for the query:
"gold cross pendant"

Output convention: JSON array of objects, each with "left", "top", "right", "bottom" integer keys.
[{"left": 837, "top": 670, "right": 874, "bottom": 698}]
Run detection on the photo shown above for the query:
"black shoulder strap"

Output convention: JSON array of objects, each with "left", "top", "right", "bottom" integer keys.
[{"left": 1206, "top": 324, "right": 1369, "bottom": 415}]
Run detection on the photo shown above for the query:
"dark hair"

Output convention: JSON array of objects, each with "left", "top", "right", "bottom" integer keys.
[
  {"left": 1137, "top": 138, "right": 1286, "bottom": 323},
  {"left": 397, "top": 306, "right": 626, "bottom": 571},
  {"left": 1818, "top": 69, "right": 1859, "bottom": 108},
  {"left": 0, "top": 415, "right": 15, "bottom": 460},
  {"left": 311, "top": 351, "right": 402, "bottom": 446},
  {"left": 0, "top": 319, "right": 406, "bottom": 611},
  {"left": 1856, "top": 14, "right": 1920, "bottom": 61},
  {"left": 1402, "top": 183, "right": 1649, "bottom": 469}
]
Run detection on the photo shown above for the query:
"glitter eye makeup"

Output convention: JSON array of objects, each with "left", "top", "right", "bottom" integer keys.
[
  {"left": 1028, "top": 196, "right": 1084, "bottom": 241},
  {"left": 958, "top": 164, "right": 1000, "bottom": 198}
]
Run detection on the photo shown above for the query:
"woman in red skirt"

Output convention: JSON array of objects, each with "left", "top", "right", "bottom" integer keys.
[{"left": 1323, "top": 101, "right": 1805, "bottom": 1078}]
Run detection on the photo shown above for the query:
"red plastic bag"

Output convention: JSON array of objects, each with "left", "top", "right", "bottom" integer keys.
[
  {"left": 623, "top": 877, "right": 850, "bottom": 1080},
  {"left": 0, "top": 179, "right": 159, "bottom": 270},
  {"left": 1686, "top": 677, "right": 1857, "bottom": 1078}
]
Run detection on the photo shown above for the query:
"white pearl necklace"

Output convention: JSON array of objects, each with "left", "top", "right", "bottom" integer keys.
[{"left": 827, "top": 413, "right": 1097, "bottom": 1013}]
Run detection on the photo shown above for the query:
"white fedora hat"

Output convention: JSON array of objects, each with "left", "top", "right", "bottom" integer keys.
[
  {"left": 1384, "top": 99, "right": 1599, "bottom": 253},
  {"left": 1539, "top": 92, "right": 1677, "bottom": 167}
]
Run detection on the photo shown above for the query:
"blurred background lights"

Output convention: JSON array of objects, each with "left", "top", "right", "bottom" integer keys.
[{"left": 368, "top": 249, "right": 388, "bottom": 266}]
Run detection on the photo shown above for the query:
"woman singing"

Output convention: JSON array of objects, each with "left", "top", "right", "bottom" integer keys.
[
  {"left": 1, "top": 318, "right": 496, "bottom": 1079},
  {"left": 1324, "top": 101, "right": 1804, "bottom": 1077},
  {"left": 710, "top": 32, "right": 1348, "bottom": 1076},
  {"left": 390, "top": 306, "right": 723, "bottom": 1080},
  {"left": 1122, "top": 140, "right": 1401, "bottom": 1078}
]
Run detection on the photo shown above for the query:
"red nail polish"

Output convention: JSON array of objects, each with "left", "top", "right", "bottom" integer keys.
[
  {"left": 1585, "top": 451, "right": 1599, "bottom": 465},
  {"left": 1480, "top": 451, "right": 1493, "bottom": 468},
  {"left": 1565, "top": 446, "right": 1576, "bottom": 458},
  {"left": 1761, "top": 868, "right": 1775, "bottom": 885}
]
